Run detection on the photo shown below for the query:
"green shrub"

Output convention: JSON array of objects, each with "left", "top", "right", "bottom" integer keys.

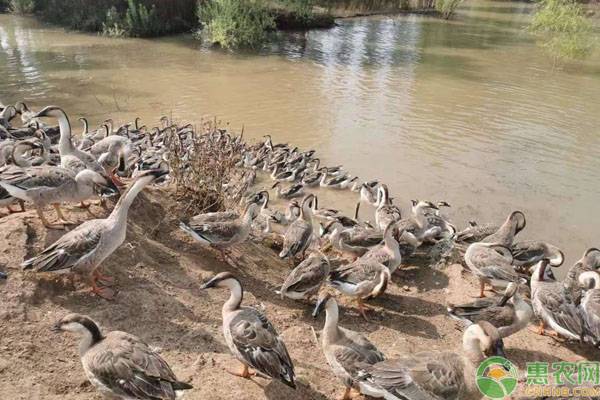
[
  {"left": 10, "top": 0, "right": 35, "bottom": 14},
  {"left": 435, "top": 0, "right": 462, "bottom": 19},
  {"left": 530, "top": 0, "right": 595, "bottom": 61},
  {"left": 125, "top": 0, "right": 162, "bottom": 37},
  {"left": 102, "top": 6, "right": 127, "bottom": 36},
  {"left": 198, "top": 0, "right": 276, "bottom": 49}
]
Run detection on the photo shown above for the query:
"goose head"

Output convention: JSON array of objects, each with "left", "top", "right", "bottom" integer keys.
[
  {"left": 76, "top": 170, "right": 120, "bottom": 197},
  {"left": 51, "top": 313, "right": 104, "bottom": 352},
  {"left": 497, "top": 282, "right": 519, "bottom": 306},
  {"left": 463, "top": 321, "right": 506, "bottom": 362},
  {"left": 582, "top": 248, "right": 600, "bottom": 270},
  {"left": 201, "top": 271, "right": 240, "bottom": 290},
  {"left": 312, "top": 292, "right": 335, "bottom": 318},
  {"left": 579, "top": 271, "right": 600, "bottom": 290},
  {"left": 508, "top": 211, "right": 526, "bottom": 234},
  {"left": 531, "top": 258, "right": 556, "bottom": 282},
  {"left": 133, "top": 168, "right": 169, "bottom": 185},
  {"left": 32, "top": 105, "right": 66, "bottom": 120}
]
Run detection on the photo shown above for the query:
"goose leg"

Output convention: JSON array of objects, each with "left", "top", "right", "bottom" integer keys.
[
  {"left": 37, "top": 208, "right": 64, "bottom": 229},
  {"left": 53, "top": 204, "right": 75, "bottom": 225},
  {"left": 471, "top": 281, "right": 486, "bottom": 298},
  {"left": 340, "top": 387, "right": 359, "bottom": 400},
  {"left": 227, "top": 363, "right": 256, "bottom": 379},
  {"left": 89, "top": 270, "right": 116, "bottom": 300},
  {"left": 357, "top": 298, "right": 371, "bottom": 321},
  {"left": 93, "top": 268, "right": 115, "bottom": 286}
]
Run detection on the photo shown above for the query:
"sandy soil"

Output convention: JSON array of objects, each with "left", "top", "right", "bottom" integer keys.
[{"left": 0, "top": 187, "right": 598, "bottom": 400}]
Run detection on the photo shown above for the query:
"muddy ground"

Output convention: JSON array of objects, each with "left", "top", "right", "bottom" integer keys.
[{"left": 0, "top": 187, "right": 597, "bottom": 400}]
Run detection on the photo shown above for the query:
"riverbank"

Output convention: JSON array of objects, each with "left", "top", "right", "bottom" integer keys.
[
  {"left": 0, "top": 186, "right": 596, "bottom": 400},
  {"left": 0, "top": 0, "right": 439, "bottom": 36}
]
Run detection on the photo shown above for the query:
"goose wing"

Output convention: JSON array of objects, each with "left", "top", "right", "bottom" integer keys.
[
  {"left": 186, "top": 220, "right": 241, "bottom": 243},
  {"left": 448, "top": 302, "right": 515, "bottom": 328},
  {"left": 581, "top": 290, "right": 600, "bottom": 343},
  {"left": 0, "top": 165, "right": 74, "bottom": 189},
  {"left": 281, "top": 255, "right": 329, "bottom": 294},
  {"left": 189, "top": 210, "right": 239, "bottom": 224},
  {"left": 359, "top": 353, "right": 463, "bottom": 400},
  {"left": 22, "top": 219, "right": 105, "bottom": 272},
  {"left": 535, "top": 286, "right": 583, "bottom": 338},
  {"left": 281, "top": 219, "right": 312, "bottom": 257},
  {"left": 85, "top": 331, "right": 191, "bottom": 400},
  {"left": 230, "top": 307, "right": 295, "bottom": 387}
]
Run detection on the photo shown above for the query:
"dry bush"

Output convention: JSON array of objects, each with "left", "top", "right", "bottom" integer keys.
[{"left": 165, "top": 119, "right": 251, "bottom": 217}]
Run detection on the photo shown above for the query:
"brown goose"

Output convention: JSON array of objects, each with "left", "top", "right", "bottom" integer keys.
[
  {"left": 447, "top": 282, "right": 532, "bottom": 338},
  {"left": 313, "top": 293, "right": 385, "bottom": 400},
  {"left": 52, "top": 313, "right": 192, "bottom": 399},
  {"left": 464, "top": 241, "right": 521, "bottom": 298},
  {"left": 530, "top": 259, "right": 584, "bottom": 341},
  {"left": 481, "top": 210, "right": 526, "bottom": 247},
  {"left": 201, "top": 272, "right": 296, "bottom": 388},
  {"left": 357, "top": 321, "right": 507, "bottom": 400},
  {"left": 179, "top": 203, "right": 259, "bottom": 259},
  {"left": 328, "top": 259, "right": 391, "bottom": 320},
  {"left": 280, "top": 252, "right": 330, "bottom": 301},
  {"left": 0, "top": 166, "right": 118, "bottom": 228},
  {"left": 21, "top": 169, "right": 167, "bottom": 299},
  {"left": 279, "top": 194, "right": 315, "bottom": 260},
  {"left": 579, "top": 271, "right": 600, "bottom": 346},
  {"left": 563, "top": 248, "right": 600, "bottom": 305}
]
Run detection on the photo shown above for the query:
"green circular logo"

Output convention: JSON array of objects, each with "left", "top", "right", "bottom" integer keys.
[{"left": 476, "top": 356, "right": 518, "bottom": 399}]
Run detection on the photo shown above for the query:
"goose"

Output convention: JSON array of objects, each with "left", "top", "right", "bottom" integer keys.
[
  {"left": 270, "top": 163, "right": 302, "bottom": 182},
  {"left": 179, "top": 203, "right": 259, "bottom": 259},
  {"left": 97, "top": 140, "right": 127, "bottom": 186},
  {"left": 4, "top": 139, "right": 44, "bottom": 167},
  {"left": 563, "top": 248, "right": 600, "bottom": 305},
  {"left": 0, "top": 105, "right": 17, "bottom": 128},
  {"left": 255, "top": 190, "right": 287, "bottom": 225},
  {"left": 280, "top": 252, "right": 330, "bottom": 301},
  {"left": 328, "top": 259, "right": 391, "bottom": 320},
  {"left": 0, "top": 166, "right": 118, "bottom": 228},
  {"left": 464, "top": 241, "right": 521, "bottom": 298},
  {"left": 511, "top": 240, "right": 564, "bottom": 271},
  {"left": 51, "top": 313, "right": 192, "bottom": 399},
  {"left": 14, "top": 102, "right": 39, "bottom": 126},
  {"left": 312, "top": 293, "right": 385, "bottom": 400},
  {"left": 301, "top": 166, "right": 326, "bottom": 187},
  {"left": 21, "top": 169, "right": 167, "bottom": 299},
  {"left": 320, "top": 170, "right": 357, "bottom": 190},
  {"left": 272, "top": 181, "right": 304, "bottom": 199},
  {"left": 32, "top": 106, "right": 104, "bottom": 175},
  {"left": 321, "top": 221, "right": 382, "bottom": 258},
  {"left": 447, "top": 281, "right": 533, "bottom": 338},
  {"left": 357, "top": 321, "right": 507, "bottom": 400},
  {"left": 374, "top": 185, "right": 401, "bottom": 231},
  {"left": 530, "top": 259, "right": 584, "bottom": 341},
  {"left": 359, "top": 180, "right": 379, "bottom": 205},
  {"left": 311, "top": 195, "right": 340, "bottom": 220},
  {"left": 201, "top": 272, "right": 296, "bottom": 388},
  {"left": 481, "top": 211, "right": 526, "bottom": 247},
  {"left": 579, "top": 271, "right": 600, "bottom": 346},
  {"left": 456, "top": 220, "right": 500, "bottom": 244},
  {"left": 279, "top": 194, "right": 314, "bottom": 260},
  {"left": 423, "top": 200, "right": 456, "bottom": 239},
  {"left": 360, "top": 223, "right": 402, "bottom": 273}
]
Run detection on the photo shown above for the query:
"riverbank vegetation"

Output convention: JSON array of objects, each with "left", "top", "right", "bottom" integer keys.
[{"left": 530, "top": 0, "right": 596, "bottom": 62}]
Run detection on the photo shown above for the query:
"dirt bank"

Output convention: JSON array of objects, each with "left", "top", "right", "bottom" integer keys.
[{"left": 0, "top": 187, "right": 597, "bottom": 399}]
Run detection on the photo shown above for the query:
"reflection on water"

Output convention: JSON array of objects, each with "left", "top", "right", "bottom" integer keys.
[{"left": 1, "top": 1, "right": 599, "bottom": 273}]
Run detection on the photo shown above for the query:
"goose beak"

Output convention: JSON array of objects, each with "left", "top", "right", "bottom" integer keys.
[
  {"left": 497, "top": 293, "right": 510, "bottom": 307},
  {"left": 200, "top": 276, "right": 220, "bottom": 290},
  {"left": 494, "top": 339, "right": 508, "bottom": 361},
  {"left": 50, "top": 323, "right": 62, "bottom": 333},
  {"left": 149, "top": 168, "right": 169, "bottom": 183},
  {"left": 0, "top": 271, "right": 7, "bottom": 280},
  {"left": 312, "top": 297, "right": 328, "bottom": 318}
]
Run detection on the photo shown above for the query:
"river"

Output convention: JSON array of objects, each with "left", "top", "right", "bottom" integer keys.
[{"left": 0, "top": 1, "right": 599, "bottom": 273}]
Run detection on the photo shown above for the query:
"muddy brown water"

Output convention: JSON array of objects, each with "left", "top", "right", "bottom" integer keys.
[{"left": 1, "top": 1, "right": 599, "bottom": 276}]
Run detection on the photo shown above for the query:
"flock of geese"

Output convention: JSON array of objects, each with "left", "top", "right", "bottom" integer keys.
[{"left": 1, "top": 101, "right": 600, "bottom": 400}]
